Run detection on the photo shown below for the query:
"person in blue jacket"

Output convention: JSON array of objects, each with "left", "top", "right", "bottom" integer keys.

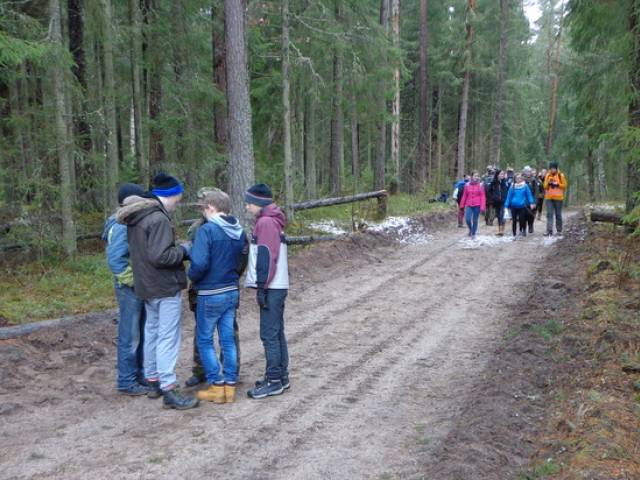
[
  {"left": 102, "top": 183, "right": 149, "bottom": 396},
  {"left": 504, "top": 173, "right": 536, "bottom": 238},
  {"left": 188, "top": 188, "right": 248, "bottom": 404}
]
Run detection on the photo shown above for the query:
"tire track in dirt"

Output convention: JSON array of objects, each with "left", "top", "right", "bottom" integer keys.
[{"left": 0, "top": 218, "right": 572, "bottom": 480}]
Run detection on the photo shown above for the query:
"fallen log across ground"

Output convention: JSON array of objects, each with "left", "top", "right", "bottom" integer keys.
[
  {"left": 589, "top": 210, "right": 626, "bottom": 225},
  {"left": 291, "top": 190, "right": 387, "bottom": 211}
]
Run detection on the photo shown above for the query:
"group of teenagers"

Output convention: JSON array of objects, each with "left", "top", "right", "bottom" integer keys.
[
  {"left": 453, "top": 161, "right": 568, "bottom": 240},
  {"left": 102, "top": 173, "right": 290, "bottom": 410}
]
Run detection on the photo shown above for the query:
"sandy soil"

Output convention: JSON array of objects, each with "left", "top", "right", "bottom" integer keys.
[{"left": 0, "top": 211, "right": 579, "bottom": 480}]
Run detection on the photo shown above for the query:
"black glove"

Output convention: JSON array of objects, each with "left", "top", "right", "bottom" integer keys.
[{"left": 257, "top": 287, "right": 268, "bottom": 310}]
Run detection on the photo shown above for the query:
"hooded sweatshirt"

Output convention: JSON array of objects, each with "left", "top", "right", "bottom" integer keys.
[
  {"left": 116, "top": 195, "right": 187, "bottom": 300},
  {"left": 504, "top": 181, "right": 535, "bottom": 209},
  {"left": 244, "top": 203, "right": 289, "bottom": 290},
  {"left": 102, "top": 214, "right": 134, "bottom": 287},
  {"left": 543, "top": 170, "right": 567, "bottom": 200},
  {"left": 187, "top": 214, "right": 248, "bottom": 294}
]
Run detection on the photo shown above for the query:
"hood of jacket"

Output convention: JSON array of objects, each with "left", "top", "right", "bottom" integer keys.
[
  {"left": 102, "top": 214, "right": 117, "bottom": 241},
  {"left": 259, "top": 203, "right": 287, "bottom": 229},
  {"left": 208, "top": 214, "right": 244, "bottom": 240},
  {"left": 116, "top": 195, "right": 163, "bottom": 226}
]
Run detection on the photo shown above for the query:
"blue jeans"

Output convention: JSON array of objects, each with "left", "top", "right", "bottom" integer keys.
[
  {"left": 465, "top": 206, "right": 480, "bottom": 236},
  {"left": 143, "top": 292, "right": 183, "bottom": 390},
  {"left": 259, "top": 289, "right": 289, "bottom": 381},
  {"left": 115, "top": 283, "right": 145, "bottom": 390},
  {"left": 196, "top": 290, "right": 239, "bottom": 384},
  {"left": 546, "top": 199, "right": 563, "bottom": 234}
]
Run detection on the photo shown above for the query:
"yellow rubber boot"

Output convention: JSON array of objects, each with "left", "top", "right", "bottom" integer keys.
[
  {"left": 224, "top": 384, "right": 236, "bottom": 403},
  {"left": 196, "top": 384, "right": 225, "bottom": 403}
]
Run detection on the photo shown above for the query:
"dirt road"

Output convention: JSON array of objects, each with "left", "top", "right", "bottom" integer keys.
[{"left": 0, "top": 214, "right": 577, "bottom": 480}]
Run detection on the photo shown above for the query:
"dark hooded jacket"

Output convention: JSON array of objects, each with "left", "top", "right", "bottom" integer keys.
[{"left": 116, "top": 195, "right": 187, "bottom": 300}]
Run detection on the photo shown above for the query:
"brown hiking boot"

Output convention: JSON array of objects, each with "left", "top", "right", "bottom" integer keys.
[
  {"left": 224, "top": 384, "right": 236, "bottom": 403},
  {"left": 196, "top": 384, "right": 225, "bottom": 403}
]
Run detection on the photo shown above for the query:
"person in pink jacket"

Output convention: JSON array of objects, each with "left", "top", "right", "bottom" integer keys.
[{"left": 459, "top": 171, "right": 486, "bottom": 240}]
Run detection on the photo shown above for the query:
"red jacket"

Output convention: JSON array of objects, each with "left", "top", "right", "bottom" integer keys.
[{"left": 459, "top": 181, "right": 486, "bottom": 211}]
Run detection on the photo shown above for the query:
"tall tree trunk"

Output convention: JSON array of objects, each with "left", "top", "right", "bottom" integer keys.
[
  {"left": 627, "top": 0, "right": 640, "bottom": 213},
  {"left": 225, "top": 0, "right": 255, "bottom": 218},
  {"left": 329, "top": 0, "right": 344, "bottom": 195},
  {"left": 586, "top": 145, "right": 596, "bottom": 202},
  {"left": 390, "top": 0, "right": 401, "bottom": 182},
  {"left": 546, "top": 1, "right": 564, "bottom": 158},
  {"left": 436, "top": 83, "right": 444, "bottom": 189},
  {"left": 350, "top": 80, "right": 359, "bottom": 180},
  {"left": 282, "top": 0, "right": 294, "bottom": 219},
  {"left": 490, "top": 0, "right": 509, "bottom": 167},
  {"left": 128, "top": 0, "right": 148, "bottom": 185},
  {"left": 147, "top": 0, "right": 165, "bottom": 170},
  {"left": 212, "top": 0, "right": 228, "bottom": 148},
  {"left": 418, "top": 0, "right": 429, "bottom": 185},
  {"left": 457, "top": 0, "right": 476, "bottom": 177},
  {"left": 374, "top": 0, "right": 389, "bottom": 191},
  {"left": 50, "top": 0, "right": 77, "bottom": 255},
  {"left": 101, "top": 0, "right": 119, "bottom": 209},
  {"left": 304, "top": 92, "right": 317, "bottom": 199},
  {"left": 67, "top": 0, "right": 91, "bottom": 154}
]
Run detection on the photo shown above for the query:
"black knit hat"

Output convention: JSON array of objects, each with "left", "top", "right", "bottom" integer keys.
[
  {"left": 549, "top": 161, "right": 559, "bottom": 169},
  {"left": 151, "top": 172, "right": 184, "bottom": 197},
  {"left": 117, "top": 183, "right": 145, "bottom": 205},
  {"left": 244, "top": 183, "right": 273, "bottom": 206}
]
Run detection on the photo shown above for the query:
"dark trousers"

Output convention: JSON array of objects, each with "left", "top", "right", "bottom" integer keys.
[
  {"left": 494, "top": 201, "right": 505, "bottom": 226},
  {"left": 526, "top": 207, "right": 535, "bottom": 231},
  {"left": 536, "top": 198, "right": 544, "bottom": 218},
  {"left": 546, "top": 199, "right": 563, "bottom": 234},
  {"left": 511, "top": 207, "right": 528, "bottom": 236},
  {"left": 259, "top": 289, "right": 289, "bottom": 381}
]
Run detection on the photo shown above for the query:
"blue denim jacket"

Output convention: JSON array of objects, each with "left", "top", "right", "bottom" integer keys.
[{"left": 102, "top": 215, "right": 134, "bottom": 287}]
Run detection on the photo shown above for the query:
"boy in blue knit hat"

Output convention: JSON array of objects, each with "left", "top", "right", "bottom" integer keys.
[{"left": 117, "top": 173, "right": 199, "bottom": 410}]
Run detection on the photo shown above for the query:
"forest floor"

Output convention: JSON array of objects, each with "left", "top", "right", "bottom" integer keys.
[{"left": 1, "top": 208, "right": 639, "bottom": 480}]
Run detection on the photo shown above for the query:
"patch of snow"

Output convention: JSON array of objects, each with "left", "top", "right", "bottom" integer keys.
[
  {"left": 585, "top": 203, "right": 624, "bottom": 211},
  {"left": 367, "top": 216, "right": 434, "bottom": 245},
  {"left": 541, "top": 235, "right": 562, "bottom": 247},
  {"left": 459, "top": 234, "right": 515, "bottom": 250},
  {"left": 308, "top": 220, "right": 349, "bottom": 235}
]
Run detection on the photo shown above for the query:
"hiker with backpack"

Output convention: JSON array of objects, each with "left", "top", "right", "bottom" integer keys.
[
  {"left": 504, "top": 173, "right": 536, "bottom": 239},
  {"left": 488, "top": 169, "right": 509, "bottom": 236},
  {"left": 453, "top": 174, "right": 470, "bottom": 228},
  {"left": 543, "top": 161, "right": 568, "bottom": 236}
]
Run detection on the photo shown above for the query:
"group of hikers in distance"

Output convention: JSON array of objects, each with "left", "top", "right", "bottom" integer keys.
[
  {"left": 453, "top": 161, "right": 568, "bottom": 240},
  {"left": 103, "top": 173, "right": 289, "bottom": 410}
]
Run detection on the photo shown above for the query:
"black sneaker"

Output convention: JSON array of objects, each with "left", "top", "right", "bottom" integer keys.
[
  {"left": 255, "top": 376, "right": 290, "bottom": 390},
  {"left": 118, "top": 383, "right": 151, "bottom": 396},
  {"left": 529, "top": 225, "right": 534, "bottom": 234},
  {"left": 147, "top": 381, "right": 163, "bottom": 399},
  {"left": 247, "top": 379, "right": 284, "bottom": 399},
  {"left": 185, "top": 374, "right": 205, "bottom": 388},
  {"left": 162, "top": 388, "right": 199, "bottom": 410}
]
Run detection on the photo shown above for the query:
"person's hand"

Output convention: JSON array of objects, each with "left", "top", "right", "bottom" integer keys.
[
  {"left": 530, "top": 204, "right": 536, "bottom": 210},
  {"left": 257, "top": 288, "right": 268, "bottom": 310},
  {"left": 180, "top": 241, "right": 192, "bottom": 259}
]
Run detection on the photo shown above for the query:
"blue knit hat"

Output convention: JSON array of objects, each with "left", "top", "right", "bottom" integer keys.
[
  {"left": 244, "top": 183, "right": 273, "bottom": 206},
  {"left": 151, "top": 172, "right": 184, "bottom": 197}
]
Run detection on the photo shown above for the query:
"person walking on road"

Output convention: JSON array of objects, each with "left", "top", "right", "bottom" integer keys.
[
  {"left": 459, "top": 171, "right": 486, "bottom": 240},
  {"left": 117, "top": 173, "right": 198, "bottom": 410},
  {"left": 244, "top": 184, "right": 291, "bottom": 399},
  {"left": 523, "top": 166, "right": 539, "bottom": 234},
  {"left": 504, "top": 173, "right": 536, "bottom": 238},
  {"left": 488, "top": 169, "right": 509, "bottom": 236},
  {"left": 543, "top": 161, "right": 568, "bottom": 236},
  {"left": 188, "top": 189, "right": 247, "bottom": 404},
  {"left": 103, "top": 183, "right": 149, "bottom": 396},
  {"left": 535, "top": 168, "right": 546, "bottom": 221}
]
